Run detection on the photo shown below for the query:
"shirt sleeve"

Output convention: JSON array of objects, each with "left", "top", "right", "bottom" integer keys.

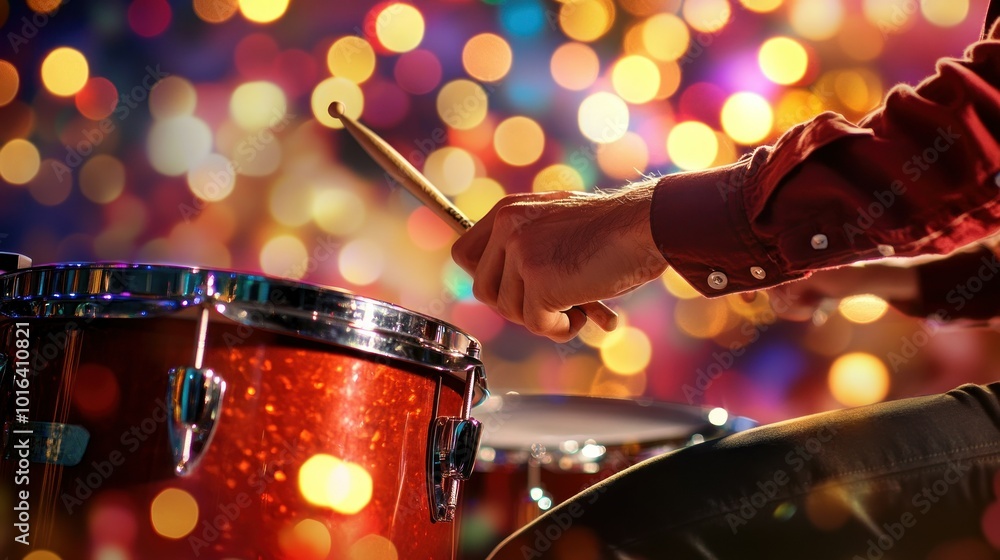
[
  {"left": 886, "top": 239, "right": 1000, "bottom": 320},
  {"left": 651, "top": 26, "right": 1000, "bottom": 299}
]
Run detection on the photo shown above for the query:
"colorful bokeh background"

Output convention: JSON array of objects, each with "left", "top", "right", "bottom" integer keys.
[{"left": 2, "top": 3, "right": 1000, "bottom": 551}]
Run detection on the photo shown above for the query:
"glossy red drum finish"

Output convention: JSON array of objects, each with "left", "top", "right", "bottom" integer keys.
[{"left": 0, "top": 315, "right": 465, "bottom": 559}]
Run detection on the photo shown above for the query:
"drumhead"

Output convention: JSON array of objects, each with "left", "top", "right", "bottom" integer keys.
[
  {"left": 475, "top": 393, "right": 755, "bottom": 468},
  {"left": 0, "top": 263, "right": 487, "bottom": 401}
]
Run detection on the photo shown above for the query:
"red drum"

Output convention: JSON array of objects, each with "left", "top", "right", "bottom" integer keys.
[
  {"left": 0, "top": 263, "right": 487, "bottom": 560},
  {"left": 457, "top": 394, "right": 755, "bottom": 559}
]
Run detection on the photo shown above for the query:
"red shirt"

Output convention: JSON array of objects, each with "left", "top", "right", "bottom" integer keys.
[{"left": 651, "top": 22, "right": 1000, "bottom": 320}]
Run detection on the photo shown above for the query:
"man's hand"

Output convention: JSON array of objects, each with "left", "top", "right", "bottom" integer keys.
[{"left": 451, "top": 186, "right": 668, "bottom": 342}]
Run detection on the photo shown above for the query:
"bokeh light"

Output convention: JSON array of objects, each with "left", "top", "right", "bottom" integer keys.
[
  {"left": 260, "top": 234, "right": 309, "bottom": 279},
  {"left": 683, "top": 0, "right": 732, "bottom": 33},
  {"left": 437, "top": 79, "right": 489, "bottom": 130},
  {"left": 642, "top": 14, "right": 690, "bottom": 62},
  {"left": 327, "top": 37, "right": 377, "bottom": 84},
  {"left": 674, "top": 297, "right": 732, "bottom": 338},
  {"left": 269, "top": 176, "right": 313, "bottom": 227},
  {"left": 75, "top": 77, "right": 119, "bottom": 120},
  {"left": 127, "top": 0, "right": 172, "bottom": 38},
  {"left": 862, "top": 0, "right": 917, "bottom": 34},
  {"left": 455, "top": 177, "right": 505, "bottom": 221},
  {"left": 80, "top": 155, "right": 126, "bottom": 204},
  {"left": 187, "top": 153, "right": 236, "bottom": 202},
  {"left": 22, "top": 552, "right": 61, "bottom": 560},
  {"left": 28, "top": 0, "right": 60, "bottom": 13},
  {"left": 230, "top": 81, "right": 287, "bottom": 130},
  {"left": 239, "top": 0, "right": 290, "bottom": 23},
  {"left": 551, "top": 42, "right": 600, "bottom": 91},
  {"left": 424, "top": 147, "right": 476, "bottom": 195},
  {"left": 600, "top": 326, "right": 652, "bottom": 375},
  {"left": 463, "top": 33, "right": 513, "bottom": 82},
  {"left": 597, "top": 132, "right": 649, "bottom": 180},
  {"left": 838, "top": 294, "right": 890, "bottom": 324},
  {"left": 149, "top": 76, "right": 197, "bottom": 120},
  {"left": 667, "top": 121, "right": 718, "bottom": 170},
  {"left": 578, "top": 92, "right": 630, "bottom": 144},
  {"left": 150, "top": 488, "right": 199, "bottom": 539},
  {"left": 790, "top": 0, "right": 844, "bottom": 40},
  {"left": 407, "top": 206, "right": 454, "bottom": 251},
  {"left": 41, "top": 47, "right": 89, "bottom": 97},
  {"left": 759, "top": 37, "right": 809, "bottom": 85},
  {"left": 0, "top": 61, "right": 18, "bottom": 106},
  {"left": 494, "top": 116, "right": 544, "bottom": 166},
  {"left": 340, "top": 238, "right": 385, "bottom": 286},
  {"left": 311, "top": 76, "right": 364, "bottom": 129},
  {"left": 838, "top": 18, "right": 885, "bottom": 62},
  {"left": 28, "top": 159, "right": 72, "bottom": 206},
  {"left": 349, "top": 534, "right": 399, "bottom": 560},
  {"left": 828, "top": 352, "right": 890, "bottom": 407},
  {"left": 533, "top": 164, "right": 585, "bottom": 192},
  {"left": 194, "top": 0, "right": 238, "bottom": 23},
  {"left": 612, "top": 55, "right": 660, "bottom": 104},
  {"left": 662, "top": 267, "right": 701, "bottom": 299},
  {"left": 394, "top": 49, "right": 442, "bottom": 94},
  {"left": 288, "top": 519, "right": 332, "bottom": 558},
  {"left": 720, "top": 92, "right": 774, "bottom": 145},
  {"left": 0, "top": 139, "right": 41, "bottom": 185},
  {"left": 312, "top": 187, "right": 367, "bottom": 236},
  {"left": 376, "top": 3, "right": 425, "bottom": 53},
  {"left": 740, "top": 0, "right": 783, "bottom": 12},
  {"left": 922, "top": 0, "right": 968, "bottom": 27},
  {"left": 298, "top": 453, "right": 374, "bottom": 514},
  {"left": 147, "top": 115, "right": 213, "bottom": 176},
  {"left": 559, "top": 0, "right": 615, "bottom": 42}
]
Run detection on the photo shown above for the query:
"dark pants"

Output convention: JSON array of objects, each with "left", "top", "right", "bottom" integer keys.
[{"left": 487, "top": 383, "right": 1000, "bottom": 559}]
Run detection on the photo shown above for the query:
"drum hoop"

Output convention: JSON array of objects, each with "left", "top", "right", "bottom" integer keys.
[{"left": 0, "top": 263, "right": 488, "bottom": 403}]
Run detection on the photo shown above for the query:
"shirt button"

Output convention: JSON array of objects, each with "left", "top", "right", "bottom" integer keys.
[
  {"left": 811, "top": 234, "right": 829, "bottom": 250},
  {"left": 994, "top": 171, "right": 1000, "bottom": 187},
  {"left": 877, "top": 244, "right": 895, "bottom": 257},
  {"left": 708, "top": 271, "right": 728, "bottom": 290},
  {"left": 750, "top": 266, "right": 766, "bottom": 280}
]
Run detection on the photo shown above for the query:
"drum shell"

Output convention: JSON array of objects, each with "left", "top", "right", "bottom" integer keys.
[{"left": 0, "top": 314, "right": 465, "bottom": 559}]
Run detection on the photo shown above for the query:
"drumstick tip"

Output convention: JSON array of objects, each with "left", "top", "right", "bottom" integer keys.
[{"left": 328, "top": 101, "right": 347, "bottom": 120}]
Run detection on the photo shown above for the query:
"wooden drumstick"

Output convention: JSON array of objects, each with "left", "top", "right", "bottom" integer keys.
[{"left": 328, "top": 101, "right": 619, "bottom": 333}]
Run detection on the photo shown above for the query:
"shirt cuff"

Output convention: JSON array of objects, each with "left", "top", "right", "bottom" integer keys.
[{"left": 650, "top": 151, "right": 806, "bottom": 297}]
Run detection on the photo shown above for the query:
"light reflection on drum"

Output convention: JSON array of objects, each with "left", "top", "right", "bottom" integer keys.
[{"left": 0, "top": 263, "right": 487, "bottom": 560}]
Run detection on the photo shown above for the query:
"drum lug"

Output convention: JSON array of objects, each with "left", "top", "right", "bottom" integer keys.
[
  {"left": 428, "top": 416, "right": 482, "bottom": 522},
  {"left": 167, "top": 366, "right": 226, "bottom": 476},
  {"left": 428, "top": 363, "right": 485, "bottom": 522}
]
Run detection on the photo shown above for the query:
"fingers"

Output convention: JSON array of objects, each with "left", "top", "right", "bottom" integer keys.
[
  {"left": 495, "top": 252, "right": 525, "bottom": 325},
  {"left": 451, "top": 190, "right": 574, "bottom": 273}
]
